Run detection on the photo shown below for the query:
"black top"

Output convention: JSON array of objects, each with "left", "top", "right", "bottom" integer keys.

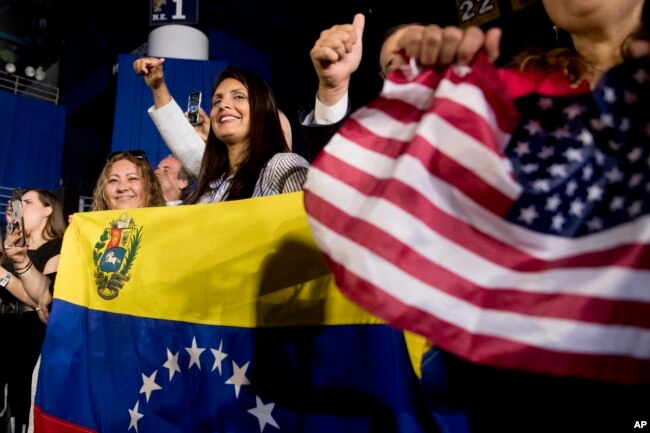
[{"left": 0, "top": 237, "right": 63, "bottom": 303}]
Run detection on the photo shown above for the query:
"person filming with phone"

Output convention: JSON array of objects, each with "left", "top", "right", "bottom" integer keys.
[
  {"left": 133, "top": 57, "right": 309, "bottom": 203},
  {"left": 0, "top": 188, "right": 66, "bottom": 431}
]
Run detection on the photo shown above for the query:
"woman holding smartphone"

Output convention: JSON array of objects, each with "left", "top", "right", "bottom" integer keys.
[
  {"left": 0, "top": 189, "right": 66, "bottom": 432},
  {"left": 133, "top": 58, "right": 309, "bottom": 204}
]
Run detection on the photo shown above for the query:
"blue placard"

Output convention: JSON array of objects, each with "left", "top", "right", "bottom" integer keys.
[{"left": 150, "top": 0, "right": 198, "bottom": 26}]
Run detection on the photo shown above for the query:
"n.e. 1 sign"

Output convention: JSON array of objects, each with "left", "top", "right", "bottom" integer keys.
[{"left": 150, "top": 0, "right": 198, "bottom": 26}]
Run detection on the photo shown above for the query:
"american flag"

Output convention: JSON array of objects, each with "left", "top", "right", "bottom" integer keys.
[{"left": 303, "top": 53, "right": 650, "bottom": 384}]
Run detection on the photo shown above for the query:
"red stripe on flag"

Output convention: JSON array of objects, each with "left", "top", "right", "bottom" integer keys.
[
  {"left": 305, "top": 191, "right": 650, "bottom": 327},
  {"left": 323, "top": 259, "right": 650, "bottom": 384},
  {"left": 34, "top": 405, "right": 97, "bottom": 433}
]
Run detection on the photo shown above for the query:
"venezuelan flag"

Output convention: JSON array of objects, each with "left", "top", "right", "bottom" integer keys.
[{"left": 35, "top": 192, "right": 437, "bottom": 433}]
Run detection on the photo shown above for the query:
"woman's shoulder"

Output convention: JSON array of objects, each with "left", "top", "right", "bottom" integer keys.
[{"left": 267, "top": 152, "right": 310, "bottom": 169}]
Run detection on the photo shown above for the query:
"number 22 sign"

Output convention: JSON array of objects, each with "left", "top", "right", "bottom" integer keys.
[{"left": 456, "top": 0, "right": 500, "bottom": 27}]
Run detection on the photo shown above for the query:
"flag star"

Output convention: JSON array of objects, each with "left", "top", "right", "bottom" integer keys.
[
  {"left": 185, "top": 337, "right": 206, "bottom": 370},
  {"left": 545, "top": 194, "right": 562, "bottom": 212},
  {"left": 627, "top": 200, "right": 643, "bottom": 217},
  {"left": 619, "top": 117, "right": 630, "bottom": 132},
  {"left": 633, "top": 68, "right": 649, "bottom": 83},
  {"left": 569, "top": 199, "right": 585, "bottom": 217},
  {"left": 582, "top": 165, "right": 593, "bottom": 181},
  {"left": 552, "top": 126, "right": 571, "bottom": 139},
  {"left": 609, "top": 196, "right": 625, "bottom": 211},
  {"left": 547, "top": 163, "right": 567, "bottom": 177},
  {"left": 594, "top": 150, "right": 605, "bottom": 166},
  {"left": 521, "top": 163, "right": 539, "bottom": 174},
  {"left": 532, "top": 178, "right": 551, "bottom": 192},
  {"left": 513, "top": 141, "right": 530, "bottom": 157},
  {"left": 537, "top": 97, "right": 553, "bottom": 110},
  {"left": 590, "top": 118, "right": 604, "bottom": 131},
  {"left": 128, "top": 401, "right": 144, "bottom": 433},
  {"left": 524, "top": 120, "right": 542, "bottom": 135},
  {"left": 211, "top": 340, "right": 229, "bottom": 375},
  {"left": 586, "top": 217, "right": 603, "bottom": 231},
  {"left": 226, "top": 360, "right": 251, "bottom": 398},
  {"left": 551, "top": 214, "right": 566, "bottom": 232},
  {"left": 140, "top": 370, "right": 162, "bottom": 403},
  {"left": 599, "top": 113, "right": 614, "bottom": 128},
  {"left": 564, "top": 147, "right": 584, "bottom": 162},
  {"left": 248, "top": 396, "right": 280, "bottom": 432},
  {"left": 629, "top": 173, "right": 643, "bottom": 188},
  {"left": 565, "top": 180, "right": 578, "bottom": 196},
  {"left": 586, "top": 184, "right": 604, "bottom": 201},
  {"left": 576, "top": 129, "right": 593, "bottom": 146},
  {"left": 563, "top": 104, "right": 584, "bottom": 119},
  {"left": 538, "top": 146, "right": 555, "bottom": 159},
  {"left": 608, "top": 140, "right": 621, "bottom": 151},
  {"left": 627, "top": 147, "right": 643, "bottom": 163},
  {"left": 602, "top": 86, "right": 616, "bottom": 103},
  {"left": 605, "top": 167, "right": 623, "bottom": 183},
  {"left": 163, "top": 349, "right": 181, "bottom": 381},
  {"left": 518, "top": 205, "right": 539, "bottom": 225},
  {"left": 624, "top": 91, "right": 638, "bottom": 104}
]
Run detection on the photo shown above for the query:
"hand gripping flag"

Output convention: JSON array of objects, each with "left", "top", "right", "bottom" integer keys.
[
  {"left": 34, "top": 192, "right": 439, "bottom": 433},
  {"left": 303, "top": 53, "right": 650, "bottom": 384}
]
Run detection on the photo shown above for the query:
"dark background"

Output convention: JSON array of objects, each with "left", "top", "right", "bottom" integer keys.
[{"left": 0, "top": 0, "right": 553, "bottom": 196}]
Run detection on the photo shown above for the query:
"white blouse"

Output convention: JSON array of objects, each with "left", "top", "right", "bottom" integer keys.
[{"left": 148, "top": 98, "right": 309, "bottom": 203}]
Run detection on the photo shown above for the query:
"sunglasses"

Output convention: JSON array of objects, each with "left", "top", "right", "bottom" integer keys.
[{"left": 106, "top": 149, "right": 149, "bottom": 163}]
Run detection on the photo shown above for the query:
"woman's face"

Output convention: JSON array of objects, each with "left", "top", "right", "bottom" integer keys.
[
  {"left": 104, "top": 159, "right": 146, "bottom": 210},
  {"left": 542, "top": 0, "right": 643, "bottom": 34},
  {"left": 20, "top": 190, "right": 50, "bottom": 236},
  {"left": 209, "top": 78, "right": 251, "bottom": 145}
]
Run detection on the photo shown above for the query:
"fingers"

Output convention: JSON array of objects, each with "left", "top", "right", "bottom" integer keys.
[
  {"left": 352, "top": 13, "right": 365, "bottom": 39},
  {"left": 397, "top": 25, "right": 501, "bottom": 69},
  {"left": 311, "top": 16, "right": 362, "bottom": 64},
  {"left": 132, "top": 57, "right": 165, "bottom": 75},
  {"left": 484, "top": 27, "right": 502, "bottom": 63}
]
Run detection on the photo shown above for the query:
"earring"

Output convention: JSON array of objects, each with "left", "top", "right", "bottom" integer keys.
[{"left": 553, "top": 25, "right": 559, "bottom": 41}]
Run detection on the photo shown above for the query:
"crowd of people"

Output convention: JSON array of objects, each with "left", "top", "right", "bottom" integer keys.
[{"left": 1, "top": 0, "right": 648, "bottom": 431}]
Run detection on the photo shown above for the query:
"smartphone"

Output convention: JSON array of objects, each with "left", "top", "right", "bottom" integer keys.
[
  {"left": 187, "top": 91, "right": 202, "bottom": 125},
  {"left": 9, "top": 188, "right": 26, "bottom": 247}
]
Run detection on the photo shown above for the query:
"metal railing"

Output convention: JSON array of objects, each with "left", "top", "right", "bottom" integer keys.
[{"left": 0, "top": 70, "right": 59, "bottom": 104}]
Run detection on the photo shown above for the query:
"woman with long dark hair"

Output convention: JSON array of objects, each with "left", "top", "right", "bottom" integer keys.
[{"left": 133, "top": 59, "right": 309, "bottom": 203}]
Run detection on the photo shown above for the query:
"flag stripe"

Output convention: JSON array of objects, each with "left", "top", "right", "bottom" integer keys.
[
  {"left": 306, "top": 164, "right": 650, "bottom": 303},
  {"left": 305, "top": 190, "right": 650, "bottom": 327},
  {"left": 324, "top": 259, "right": 650, "bottom": 384},
  {"left": 307, "top": 211, "right": 650, "bottom": 361}
]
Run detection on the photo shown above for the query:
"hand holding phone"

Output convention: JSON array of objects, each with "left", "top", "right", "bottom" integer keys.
[
  {"left": 187, "top": 91, "right": 202, "bottom": 125},
  {"left": 8, "top": 188, "right": 26, "bottom": 247}
]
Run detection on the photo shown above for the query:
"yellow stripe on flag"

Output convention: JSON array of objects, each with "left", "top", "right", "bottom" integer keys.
[{"left": 54, "top": 192, "right": 384, "bottom": 328}]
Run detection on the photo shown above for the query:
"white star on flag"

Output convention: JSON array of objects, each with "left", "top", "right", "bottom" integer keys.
[
  {"left": 163, "top": 348, "right": 181, "bottom": 381},
  {"left": 211, "top": 340, "right": 229, "bottom": 375},
  {"left": 140, "top": 370, "right": 162, "bottom": 402},
  {"left": 248, "top": 396, "right": 280, "bottom": 432},
  {"left": 225, "top": 360, "right": 251, "bottom": 398},
  {"left": 185, "top": 337, "right": 205, "bottom": 370},
  {"left": 128, "top": 401, "right": 144, "bottom": 432}
]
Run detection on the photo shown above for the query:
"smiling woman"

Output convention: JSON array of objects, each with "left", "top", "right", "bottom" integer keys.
[
  {"left": 133, "top": 57, "right": 310, "bottom": 204},
  {"left": 90, "top": 151, "right": 165, "bottom": 211}
]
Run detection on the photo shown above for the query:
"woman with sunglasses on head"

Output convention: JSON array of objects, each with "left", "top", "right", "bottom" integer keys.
[
  {"left": 0, "top": 189, "right": 66, "bottom": 432},
  {"left": 133, "top": 59, "right": 309, "bottom": 204},
  {"left": 91, "top": 151, "right": 165, "bottom": 211}
]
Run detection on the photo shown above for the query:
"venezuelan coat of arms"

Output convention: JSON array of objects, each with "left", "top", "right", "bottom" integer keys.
[{"left": 93, "top": 214, "right": 143, "bottom": 300}]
